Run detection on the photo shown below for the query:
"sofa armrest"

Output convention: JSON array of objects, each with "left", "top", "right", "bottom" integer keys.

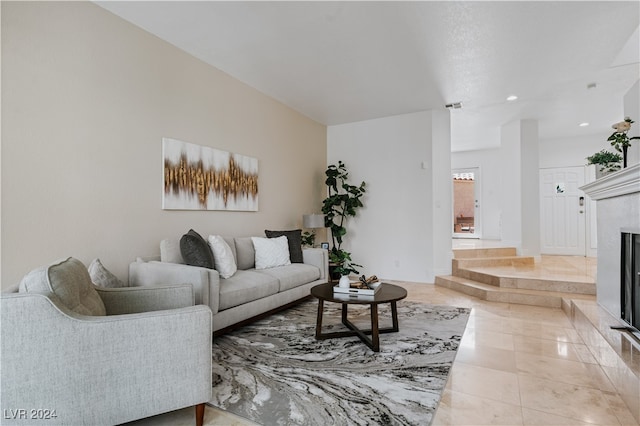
[
  {"left": 303, "top": 248, "right": 329, "bottom": 280},
  {"left": 96, "top": 284, "right": 194, "bottom": 315},
  {"left": 0, "top": 292, "right": 212, "bottom": 426},
  {"left": 129, "top": 260, "right": 220, "bottom": 314}
]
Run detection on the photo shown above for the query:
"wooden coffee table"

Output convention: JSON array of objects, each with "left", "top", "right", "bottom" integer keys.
[{"left": 310, "top": 282, "right": 407, "bottom": 352}]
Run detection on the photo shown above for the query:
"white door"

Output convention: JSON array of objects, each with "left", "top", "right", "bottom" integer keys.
[
  {"left": 452, "top": 168, "right": 482, "bottom": 239},
  {"left": 539, "top": 167, "right": 586, "bottom": 255}
]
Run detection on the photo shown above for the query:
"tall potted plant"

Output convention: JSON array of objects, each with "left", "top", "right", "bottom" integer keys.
[{"left": 321, "top": 161, "right": 366, "bottom": 280}]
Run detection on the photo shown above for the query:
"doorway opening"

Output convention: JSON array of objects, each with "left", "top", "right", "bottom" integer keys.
[{"left": 452, "top": 168, "right": 481, "bottom": 239}]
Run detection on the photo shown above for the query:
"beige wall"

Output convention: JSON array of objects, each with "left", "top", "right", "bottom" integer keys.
[{"left": 1, "top": 2, "right": 327, "bottom": 288}]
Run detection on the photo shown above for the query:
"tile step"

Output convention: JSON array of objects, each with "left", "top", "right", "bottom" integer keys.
[
  {"left": 453, "top": 267, "right": 595, "bottom": 295},
  {"left": 453, "top": 256, "right": 535, "bottom": 269},
  {"left": 452, "top": 247, "right": 517, "bottom": 259},
  {"left": 435, "top": 275, "right": 595, "bottom": 308}
]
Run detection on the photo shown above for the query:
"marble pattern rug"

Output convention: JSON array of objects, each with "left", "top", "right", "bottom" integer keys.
[{"left": 210, "top": 300, "right": 470, "bottom": 426}]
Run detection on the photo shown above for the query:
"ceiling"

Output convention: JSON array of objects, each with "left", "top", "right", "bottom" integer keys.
[{"left": 95, "top": 1, "right": 639, "bottom": 152}]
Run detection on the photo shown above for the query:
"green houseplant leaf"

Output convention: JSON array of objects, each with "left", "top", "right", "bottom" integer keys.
[{"left": 321, "top": 161, "right": 366, "bottom": 275}]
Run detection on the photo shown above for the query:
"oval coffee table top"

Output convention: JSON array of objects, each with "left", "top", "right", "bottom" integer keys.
[{"left": 311, "top": 282, "right": 407, "bottom": 305}]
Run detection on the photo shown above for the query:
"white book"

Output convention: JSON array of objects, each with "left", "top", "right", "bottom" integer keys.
[{"left": 333, "top": 283, "right": 381, "bottom": 296}]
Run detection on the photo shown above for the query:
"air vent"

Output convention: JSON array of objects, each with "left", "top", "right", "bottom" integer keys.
[{"left": 445, "top": 102, "right": 462, "bottom": 109}]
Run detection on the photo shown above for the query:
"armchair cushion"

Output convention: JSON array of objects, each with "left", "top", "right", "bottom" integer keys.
[
  {"left": 88, "top": 258, "right": 125, "bottom": 288},
  {"left": 96, "top": 284, "right": 194, "bottom": 315},
  {"left": 19, "top": 257, "right": 106, "bottom": 316}
]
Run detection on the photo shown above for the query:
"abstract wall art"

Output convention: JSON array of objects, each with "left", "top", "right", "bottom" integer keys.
[{"left": 162, "top": 138, "right": 258, "bottom": 211}]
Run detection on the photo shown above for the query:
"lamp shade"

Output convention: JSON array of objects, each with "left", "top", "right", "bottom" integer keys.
[{"left": 303, "top": 214, "right": 325, "bottom": 229}]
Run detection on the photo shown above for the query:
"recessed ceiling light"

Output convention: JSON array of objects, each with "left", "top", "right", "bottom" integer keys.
[
  {"left": 579, "top": 122, "right": 590, "bottom": 127},
  {"left": 506, "top": 95, "right": 518, "bottom": 101}
]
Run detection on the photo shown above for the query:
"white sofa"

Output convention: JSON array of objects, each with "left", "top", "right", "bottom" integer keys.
[{"left": 129, "top": 236, "right": 329, "bottom": 335}]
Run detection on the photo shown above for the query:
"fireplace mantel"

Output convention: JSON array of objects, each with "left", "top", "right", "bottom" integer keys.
[{"left": 581, "top": 163, "right": 640, "bottom": 200}]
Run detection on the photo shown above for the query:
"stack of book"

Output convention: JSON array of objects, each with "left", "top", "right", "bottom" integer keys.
[{"left": 333, "top": 282, "right": 382, "bottom": 297}]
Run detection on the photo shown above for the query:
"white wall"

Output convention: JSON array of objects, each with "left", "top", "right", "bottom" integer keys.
[
  {"left": 500, "top": 121, "right": 524, "bottom": 250},
  {"left": 454, "top": 128, "right": 614, "bottom": 253},
  {"left": 327, "top": 110, "right": 451, "bottom": 283},
  {"left": 1, "top": 2, "right": 327, "bottom": 287},
  {"left": 624, "top": 79, "right": 640, "bottom": 167},
  {"left": 539, "top": 133, "right": 622, "bottom": 170},
  {"left": 520, "top": 120, "right": 541, "bottom": 257}
]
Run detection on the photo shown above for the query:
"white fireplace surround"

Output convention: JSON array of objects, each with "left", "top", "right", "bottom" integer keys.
[{"left": 581, "top": 163, "right": 640, "bottom": 319}]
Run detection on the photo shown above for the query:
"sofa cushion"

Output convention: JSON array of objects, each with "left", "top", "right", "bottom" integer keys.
[
  {"left": 257, "top": 264, "right": 321, "bottom": 292},
  {"left": 233, "top": 237, "right": 255, "bottom": 270},
  {"left": 218, "top": 270, "right": 279, "bottom": 311},
  {"left": 265, "top": 229, "right": 303, "bottom": 263},
  {"left": 208, "top": 235, "right": 237, "bottom": 279},
  {"left": 180, "top": 229, "right": 214, "bottom": 269},
  {"left": 222, "top": 237, "right": 238, "bottom": 262},
  {"left": 160, "top": 238, "right": 184, "bottom": 264},
  {"left": 252, "top": 236, "right": 291, "bottom": 270},
  {"left": 19, "top": 257, "right": 107, "bottom": 316},
  {"left": 88, "top": 258, "right": 125, "bottom": 288}
]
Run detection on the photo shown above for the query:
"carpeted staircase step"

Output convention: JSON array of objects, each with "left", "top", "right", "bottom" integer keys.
[
  {"left": 453, "top": 247, "right": 517, "bottom": 259},
  {"left": 434, "top": 275, "right": 595, "bottom": 308}
]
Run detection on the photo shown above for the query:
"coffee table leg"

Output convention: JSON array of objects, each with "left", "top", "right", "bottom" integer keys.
[
  {"left": 315, "top": 299, "right": 324, "bottom": 340},
  {"left": 341, "top": 303, "right": 348, "bottom": 325},
  {"left": 391, "top": 301, "right": 399, "bottom": 332},
  {"left": 370, "top": 304, "right": 380, "bottom": 352}
]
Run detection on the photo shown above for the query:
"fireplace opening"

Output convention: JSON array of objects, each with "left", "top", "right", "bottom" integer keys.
[{"left": 621, "top": 231, "right": 640, "bottom": 337}]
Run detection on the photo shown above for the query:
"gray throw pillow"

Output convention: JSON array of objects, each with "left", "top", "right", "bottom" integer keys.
[
  {"left": 88, "top": 258, "right": 125, "bottom": 288},
  {"left": 180, "top": 229, "right": 215, "bottom": 269},
  {"left": 19, "top": 257, "right": 107, "bottom": 316},
  {"left": 265, "top": 229, "right": 303, "bottom": 263}
]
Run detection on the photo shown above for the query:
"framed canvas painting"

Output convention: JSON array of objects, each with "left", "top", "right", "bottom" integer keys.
[{"left": 162, "top": 138, "right": 258, "bottom": 211}]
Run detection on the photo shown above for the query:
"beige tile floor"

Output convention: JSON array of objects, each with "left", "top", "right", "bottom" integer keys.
[{"left": 128, "top": 246, "right": 638, "bottom": 426}]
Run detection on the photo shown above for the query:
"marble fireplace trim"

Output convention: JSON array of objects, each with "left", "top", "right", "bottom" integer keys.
[
  {"left": 581, "top": 162, "right": 640, "bottom": 201},
  {"left": 579, "top": 163, "right": 640, "bottom": 423},
  {"left": 565, "top": 299, "right": 640, "bottom": 423}
]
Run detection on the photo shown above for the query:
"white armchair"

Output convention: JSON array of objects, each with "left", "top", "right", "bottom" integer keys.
[{"left": 0, "top": 258, "right": 212, "bottom": 426}]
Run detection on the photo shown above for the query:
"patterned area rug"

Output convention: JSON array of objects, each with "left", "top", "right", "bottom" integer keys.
[{"left": 209, "top": 299, "right": 470, "bottom": 426}]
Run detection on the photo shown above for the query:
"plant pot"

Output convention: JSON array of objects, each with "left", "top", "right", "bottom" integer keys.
[
  {"left": 338, "top": 275, "right": 351, "bottom": 288},
  {"left": 328, "top": 262, "right": 342, "bottom": 282},
  {"left": 596, "top": 163, "right": 621, "bottom": 179}
]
